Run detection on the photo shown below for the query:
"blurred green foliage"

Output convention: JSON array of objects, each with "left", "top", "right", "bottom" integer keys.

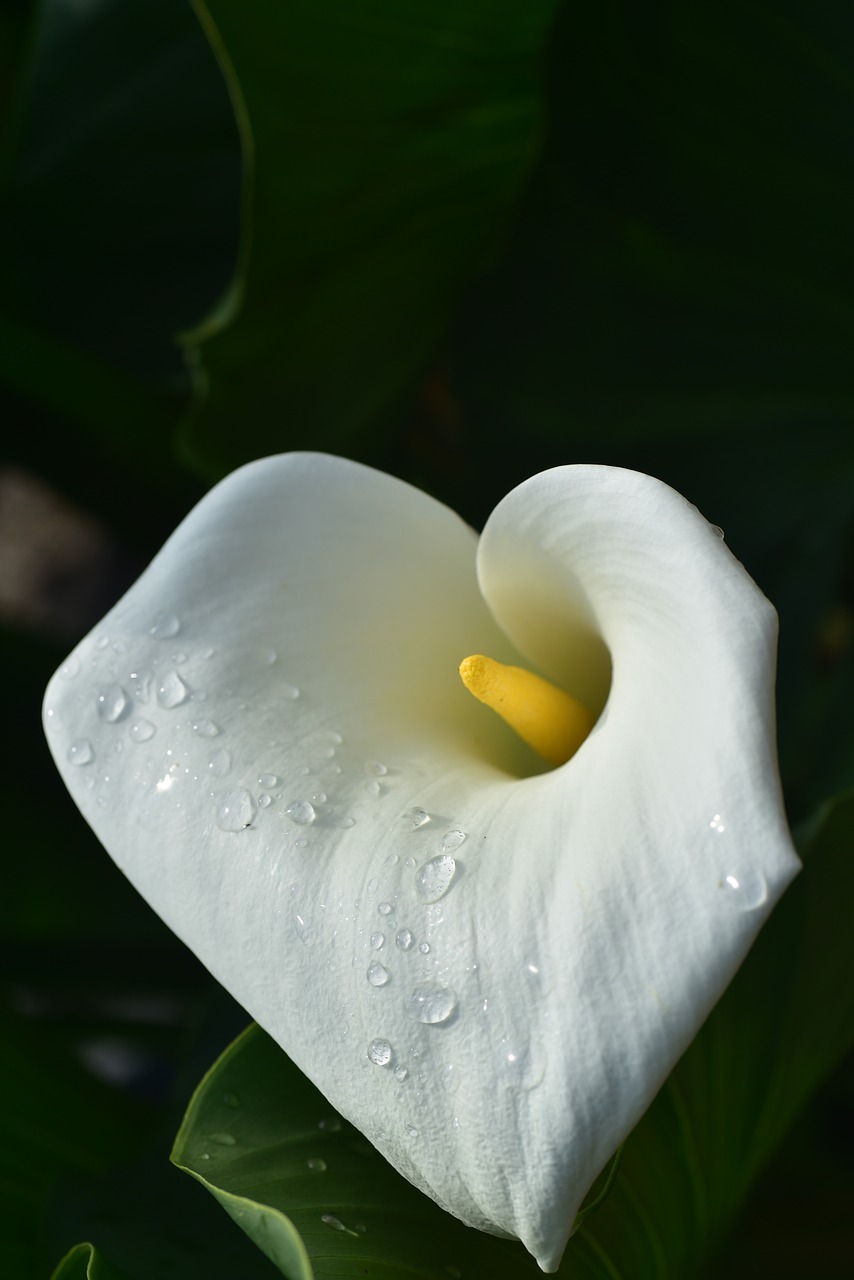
[{"left": 0, "top": 0, "right": 851, "bottom": 1275}]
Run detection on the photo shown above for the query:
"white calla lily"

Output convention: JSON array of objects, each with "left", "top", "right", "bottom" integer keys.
[{"left": 44, "top": 454, "right": 799, "bottom": 1272}]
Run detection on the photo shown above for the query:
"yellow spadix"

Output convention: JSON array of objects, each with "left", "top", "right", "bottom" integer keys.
[{"left": 459, "top": 654, "right": 594, "bottom": 766}]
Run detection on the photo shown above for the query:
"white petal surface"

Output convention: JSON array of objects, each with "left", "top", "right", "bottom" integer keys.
[{"left": 44, "top": 454, "right": 799, "bottom": 1272}]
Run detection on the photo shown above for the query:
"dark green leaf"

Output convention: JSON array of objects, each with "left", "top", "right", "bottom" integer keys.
[{"left": 179, "top": 0, "right": 561, "bottom": 477}]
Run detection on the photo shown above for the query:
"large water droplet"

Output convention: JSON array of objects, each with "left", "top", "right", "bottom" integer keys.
[
  {"left": 208, "top": 747, "right": 232, "bottom": 777},
  {"left": 67, "top": 738, "right": 94, "bottom": 766},
  {"left": 415, "top": 855, "right": 457, "bottom": 903},
  {"left": 441, "top": 830, "right": 466, "bottom": 852},
  {"left": 216, "top": 788, "right": 256, "bottom": 831},
  {"left": 407, "top": 984, "right": 457, "bottom": 1025},
  {"left": 367, "top": 961, "right": 390, "bottom": 987},
  {"left": 157, "top": 670, "right": 190, "bottom": 708},
  {"left": 129, "top": 718, "right": 156, "bottom": 743},
  {"left": 149, "top": 611, "right": 180, "bottom": 639},
  {"left": 192, "top": 718, "right": 220, "bottom": 737},
  {"left": 96, "top": 683, "right": 129, "bottom": 723},
  {"left": 396, "top": 928, "right": 413, "bottom": 951},
  {"left": 407, "top": 807, "right": 431, "bottom": 828},
  {"left": 720, "top": 868, "right": 767, "bottom": 911},
  {"left": 287, "top": 799, "right": 316, "bottom": 825},
  {"left": 368, "top": 1037, "right": 392, "bottom": 1066}
]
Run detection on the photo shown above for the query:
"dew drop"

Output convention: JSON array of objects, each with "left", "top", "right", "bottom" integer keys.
[
  {"left": 258, "top": 793, "right": 272, "bottom": 809},
  {"left": 287, "top": 799, "right": 316, "bottom": 825},
  {"left": 404, "top": 855, "right": 416, "bottom": 868},
  {"left": 337, "top": 816, "right": 356, "bottom": 828},
  {"left": 364, "top": 779, "right": 381, "bottom": 796},
  {"left": 365, "top": 760, "right": 387, "bottom": 776},
  {"left": 307, "top": 1157, "right": 327, "bottom": 1172},
  {"left": 192, "top": 718, "right": 220, "bottom": 737},
  {"left": 408, "top": 807, "right": 431, "bottom": 828},
  {"left": 216, "top": 788, "right": 256, "bottom": 831},
  {"left": 128, "top": 667, "right": 153, "bottom": 702},
  {"left": 208, "top": 747, "right": 232, "bottom": 777},
  {"left": 321, "top": 1214, "right": 360, "bottom": 1237},
  {"left": 259, "top": 773, "right": 279, "bottom": 788},
  {"left": 710, "top": 523, "right": 725, "bottom": 540},
  {"left": 415, "top": 855, "right": 457, "bottom": 903},
  {"left": 720, "top": 869, "right": 767, "bottom": 911},
  {"left": 157, "top": 670, "right": 190, "bottom": 708},
  {"left": 149, "top": 611, "right": 180, "bottom": 639},
  {"left": 370, "top": 932, "right": 385, "bottom": 950},
  {"left": 204, "top": 1131, "right": 236, "bottom": 1146},
  {"left": 295, "top": 914, "right": 315, "bottom": 945},
  {"left": 367, "top": 961, "right": 390, "bottom": 987},
  {"left": 396, "top": 928, "right": 413, "bottom": 951},
  {"left": 407, "top": 984, "right": 457, "bottom": 1025},
  {"left": 368, "top": 1037, "right": 392, "bottom": 1066},
  {"left": 394, "top": 1065, "right": 408, "bottom": 1082},
  {"left": 281, "top": 683, "right": 300, "bottom": 700},
  {"left": 441, "top": 829, "right": 466, "bottom": 852},
  {"left": 67, "top": 738, "right": 94, "bottom": 766},
  {"left": 367, "top": 877, "right": 378, "bottom": 895},
  {"left": 129, "top": 718, "right": 156, "bottom": 743},
  {"left": 378, "top": 901, "right": 392, "bottom": 916},
  {"left": 96, "top": 683, "right": 130, "bottom": 723},
  {"left": 418, "top": 942, "right": 430, "bottom": 955}
]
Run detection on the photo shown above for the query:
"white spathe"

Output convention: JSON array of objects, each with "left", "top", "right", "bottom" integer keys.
[{"left": 44, "top": 455, "right": 799, "bottom": 1271}]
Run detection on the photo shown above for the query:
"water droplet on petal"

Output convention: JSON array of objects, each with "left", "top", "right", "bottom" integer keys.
[
  {"left": 720, "top": 869, "right": 767, "bottom": 911},
  {"left": 259, "top": 773, "right": 279, "bottom": 788},
  {"left": 415, "top": 855, "right": 457, "bottom": 903},
  {"left": 149, "top": 611, "right": 181, "bottom": 639},
  {"left": 368, "top": 1037, "right": 392, "bottom": 1065},
  {"left": 370, "top": 932, "right": 385, "bottom": 950},
  {"left": 418, "top": 942, "right": 430, "bottom": 955},
  {"left": 408, "top": 807, "right": 431, "bottom": 828},
  {"left": 337, "top": 816, "right": 356, "bottom": 829},
  {"left": 281, "top": 683, "right": 300, "bottom": 700},
  {"left": 710, "top": 524, "right": 725, "bottom": 540},
  {"left": 287, "top": 799, "right": 316, "bottom": 825},
  {"left": 129, "top": 718, "right": 156, "bottom": 743},
  {"left": 441, "top": 829, "right": 466, "bottom": 852},
  {"left": 307, "top": 1157, "right": 327, "bottom": 1172},
  {"left": 378, "top": 901, "right": 392, "bottom": 916},
  {"left": 67, "top": 738, "right": 94, "bottom": 766},
  {"left": 367, "top": 961, "right": 390, "bottom": 987},
  {"left": 157, "top": 670, "right": 190, "bottom": 708},
  {"left": 192, "top": 718, "right": 220, "bottom": 737},
  {"left": 407, "top": 984, "right": 457, "bottom": 1025},
  {"left": 208, "top": 747, "right": 232, "bottom": 777},
  {"left": 365, "top": 760, "right": 387, "bottom": 776},
  {"left": 96, "top": 683, "right": 130, "bottom": 723},
  {"left": 216, "top": 788, "right": 256, "bottom": 831},
  {"left": 258, "top": 793, "right": 272, "bottom": 809},
  {"left": 396, "top": 928, "right": 413, "bottom": 951},
  {"left": 394, "top": 1065, "right": 408, "bottom": 1082}
]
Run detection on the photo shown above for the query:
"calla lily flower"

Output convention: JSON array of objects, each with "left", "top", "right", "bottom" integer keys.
[{"left": 44, "top": 454, "right": 799, "bottom": 1272}]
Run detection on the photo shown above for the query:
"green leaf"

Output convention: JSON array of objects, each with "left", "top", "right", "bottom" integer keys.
[
  {"left": 179, "top": 0, "right": 562, "bottom": 478},
  {"left": 172, "top": 1024, "right": 540, "bottom": 1279},
  {"left": 0, "top": 0, "right": 240, "bottom": 387},
  {"left": 172, "top": 792, "right": 854, "bottom": 1278},
  {"left": 51, "top": 1242, "right": 132, "bottom": 1280}
]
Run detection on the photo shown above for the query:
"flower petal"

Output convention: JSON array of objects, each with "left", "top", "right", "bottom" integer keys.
[{"left": 44, "top": 455, "right": 799, "bottom": 1272}]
